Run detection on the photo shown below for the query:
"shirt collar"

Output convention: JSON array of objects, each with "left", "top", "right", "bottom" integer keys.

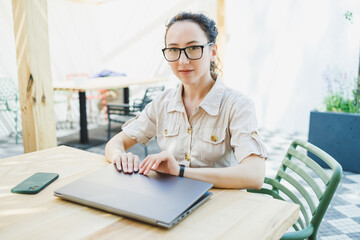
[
  {"left": 167, "top": 75, "right": 225, "bottom": 116},
  {"left": 199, "top": 75, "right": 225, "bottom": 116},
  {"left": 168, "top": 85, "right": 185, "bottom": 113}
]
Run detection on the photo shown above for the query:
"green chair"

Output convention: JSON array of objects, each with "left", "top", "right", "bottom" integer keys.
[
  {"left": 247, "top": 139, "right": 342, "bottom": 240},
  {"left": 0, "top": 77, "right": 20, "bottom": 144}
]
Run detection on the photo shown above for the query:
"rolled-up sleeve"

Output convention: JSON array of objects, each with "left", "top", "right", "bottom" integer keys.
[
  {"left": 121, "top": 99, "right": 157, "bottom": 146},
  {"left": 229, "top": 97, "right": 268, "bottom": 162}
]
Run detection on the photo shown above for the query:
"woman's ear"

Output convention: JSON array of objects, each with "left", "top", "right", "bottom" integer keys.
[{"left": 210, "top": 44, "right": 218, "bottom": 62}]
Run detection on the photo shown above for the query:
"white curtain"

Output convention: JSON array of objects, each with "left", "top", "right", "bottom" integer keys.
[
  {"left": 0, "top": 0, "right": 359, "bottom": 137},
  {"left": 224, "top": 0, "right": 360, "bottom": 135}
]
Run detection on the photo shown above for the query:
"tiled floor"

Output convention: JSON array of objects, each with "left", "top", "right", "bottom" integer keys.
[{"left": 1, "top": 125, "right": 360, "bottom": 239}]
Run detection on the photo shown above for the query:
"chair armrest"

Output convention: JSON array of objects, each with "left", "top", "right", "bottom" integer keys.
[
  {"left": 108, "top": 102, "right": 132, "bottom": 107},
  {"left": 107, "top": 103, "right": 142, "bottom": 116},
  {"left": 107, "top": 102, "right": 141, "bottom": 108},
  {"left": 132, "top": 98, "right": 143, "bottom": 106},
  {"left": 281, "top": 225, "right": 314, "bottom": 240}
]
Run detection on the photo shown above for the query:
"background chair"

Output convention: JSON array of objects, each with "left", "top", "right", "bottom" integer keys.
[
  {"left": 0, "top": 77, "right": 20, "bottom": 143},
  {"left": 247, "top": 139, "right": 342, "bottom": 240},
  {"left": 107, "top": 86, "right": 165, "bottom": 155}
]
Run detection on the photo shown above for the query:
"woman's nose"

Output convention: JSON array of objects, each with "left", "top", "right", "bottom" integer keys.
[{"left": 178, "top": 50, "right": 189, "bottom": 65}]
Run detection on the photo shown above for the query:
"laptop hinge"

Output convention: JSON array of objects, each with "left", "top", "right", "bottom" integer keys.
[{"left": 156, "top": 221, "right": 171, "bottom": 228}]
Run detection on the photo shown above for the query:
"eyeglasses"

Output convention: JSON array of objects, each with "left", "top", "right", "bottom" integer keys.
[{"left": 162, "top": 42, "right": 214, "bottom": 62}]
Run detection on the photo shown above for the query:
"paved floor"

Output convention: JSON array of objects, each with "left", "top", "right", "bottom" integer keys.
[{"left": 1, "top": 125, "right": 359, "bottom": 239}]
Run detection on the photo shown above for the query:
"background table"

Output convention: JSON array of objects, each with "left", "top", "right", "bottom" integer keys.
[
  {"left": 0, "top": 146, "right": 299, "bottom": 240},
  {"left": 53, "top": 76, "right": 167, "bottom": 144}
]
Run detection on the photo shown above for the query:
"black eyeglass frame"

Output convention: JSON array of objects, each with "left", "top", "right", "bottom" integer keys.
[{"left": 162, "top": 42, "right": 214, "bottom": 62}]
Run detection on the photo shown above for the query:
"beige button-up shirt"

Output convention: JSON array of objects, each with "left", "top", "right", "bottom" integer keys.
[{"left": 122, "top": 76, "right": 268, "bottom": 168}]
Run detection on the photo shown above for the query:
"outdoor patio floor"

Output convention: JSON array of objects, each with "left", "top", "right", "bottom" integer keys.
[{"left": 1, "top": 124, "right": 359, "bottom": 240}]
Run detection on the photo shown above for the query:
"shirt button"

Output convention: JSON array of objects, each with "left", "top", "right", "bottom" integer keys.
[
  {"left": 185, "top": 154, "right": 190, "bottom": 161},
  {"left": 211, "top": 135, "right": 218, "bottom": 142},
  {"left": 187, "top": 128, "right": 192, "bottom": 134},
  {"left": 251, "top": 130, "right": 258, "bottom": 137},
  {"left": 164, "top": 129, "right": 168, "bottom": 135}
]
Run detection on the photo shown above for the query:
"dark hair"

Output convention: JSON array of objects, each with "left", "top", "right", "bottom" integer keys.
[{"left": 165, "top": 12, "right": 221, "bottom": 73}]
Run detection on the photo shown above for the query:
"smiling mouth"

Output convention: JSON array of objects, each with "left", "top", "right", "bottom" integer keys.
[{"left": 179, "top": 70, "right": 193, "bottom": 73}]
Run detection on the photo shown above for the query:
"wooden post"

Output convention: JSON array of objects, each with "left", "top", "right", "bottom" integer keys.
[
  {"left": 217, "top": 0, "right": 226, "bottom": 75},
  {"left": 12, "top": 0, "right": 57, "bottom": 153}
]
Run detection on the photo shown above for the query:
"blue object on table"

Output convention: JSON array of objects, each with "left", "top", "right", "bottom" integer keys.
[{"left": 91, "top": 70, "right": 126, "bottom": 78}]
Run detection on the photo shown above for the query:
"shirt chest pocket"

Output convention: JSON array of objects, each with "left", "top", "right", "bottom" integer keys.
[
  {"left": 199, "top": 127, "right": 227, "bottom": 144},
  {"left": 162, "top": 125, "right": 180, "bottom": 137},
  {"left": 158, "top": 125, "right": 187, "bottom": 161},
  {"left": 160, "top": 112, "right": 181, "bottom": 137},
  {"left": 197, "top": 127, "right": 228, "bottom": 166}
]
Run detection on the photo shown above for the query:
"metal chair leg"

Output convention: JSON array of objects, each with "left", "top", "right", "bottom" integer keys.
[
  {"left": 144, "top": 145, "right": 148, "bottom": 157},
  {"left": 107, "top": 119, "right": 111, "bottom": 140},
  {"left": 14, "top": 110, "right": 18, "bottom": 144}
]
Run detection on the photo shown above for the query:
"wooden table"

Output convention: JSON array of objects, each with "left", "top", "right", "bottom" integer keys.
[
  {"left": 0, "top": 146, "right": 300, "bottom": 240},
  {"left": 53, "top": 76, "right": 167, "bottom": 144}
]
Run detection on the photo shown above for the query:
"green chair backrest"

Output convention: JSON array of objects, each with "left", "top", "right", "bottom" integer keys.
[{"left": 248, "top": 139, "right": 343, "bottom": 240}]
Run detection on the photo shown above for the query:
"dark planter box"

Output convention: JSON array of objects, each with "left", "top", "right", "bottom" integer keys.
[{"left": 308, "top": 111, "right": 360, "bottom": 173}]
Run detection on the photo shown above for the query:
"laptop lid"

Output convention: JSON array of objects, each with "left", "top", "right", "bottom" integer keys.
[{"left": 54, "top": 164, "right": 213, "bottom": 228}]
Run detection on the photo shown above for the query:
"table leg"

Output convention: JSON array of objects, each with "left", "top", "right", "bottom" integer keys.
[
  {"left": 79, "top": 92, "right": 89, "bottom": 144},
  {"left": 123, "top": 87, "right": 129, "bottom": 104},
  {"left": 123, "top": 87, "right": 129, "bottom": 115}
]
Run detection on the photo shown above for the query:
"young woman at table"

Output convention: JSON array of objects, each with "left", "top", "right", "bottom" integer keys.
[{"left": 105, "top": 12, "right": 268, "bottom": 189}]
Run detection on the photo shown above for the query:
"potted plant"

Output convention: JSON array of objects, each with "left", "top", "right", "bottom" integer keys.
[
  {"left": 308, "top": 70, "right": 360, "bottom": 173},
  {"left": 308, "top": 11, "right": 360, "bottom": 173}
]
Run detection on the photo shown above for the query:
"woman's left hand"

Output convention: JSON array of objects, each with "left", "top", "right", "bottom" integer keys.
[{"left": 139, "top": 151, "right": 180, "bottom": 176}]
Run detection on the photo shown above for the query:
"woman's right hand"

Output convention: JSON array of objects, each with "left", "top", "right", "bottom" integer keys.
[
  {"left": 105, "top": 132, "right": 140, "bottom": 173},
  {"left": 112, "top": 152, "right": 140, "bottom": 173}
]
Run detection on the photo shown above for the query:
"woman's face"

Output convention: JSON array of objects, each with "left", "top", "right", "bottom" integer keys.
[{"left": 165, "top": 21, "right": 216, "bottom": 85}]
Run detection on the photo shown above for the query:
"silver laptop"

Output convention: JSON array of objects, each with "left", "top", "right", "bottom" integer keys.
[{"left": 54, "top": 164, "right": 213, "bottom": 228}]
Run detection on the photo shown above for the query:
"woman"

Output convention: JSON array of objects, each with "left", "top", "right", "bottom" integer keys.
[{"left": 105, "top": 12, "right": 267, "bottom": 189}]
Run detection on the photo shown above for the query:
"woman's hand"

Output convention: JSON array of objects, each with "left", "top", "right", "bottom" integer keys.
[
  {"left": 112, "top": 152, "right": 140, "bottom": 174},
  {"left": 139, "top": 151, "right": 180, "bottom": 176},
  {"left": 105, "top": 132, "right": 139, "bottom": 173}
]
